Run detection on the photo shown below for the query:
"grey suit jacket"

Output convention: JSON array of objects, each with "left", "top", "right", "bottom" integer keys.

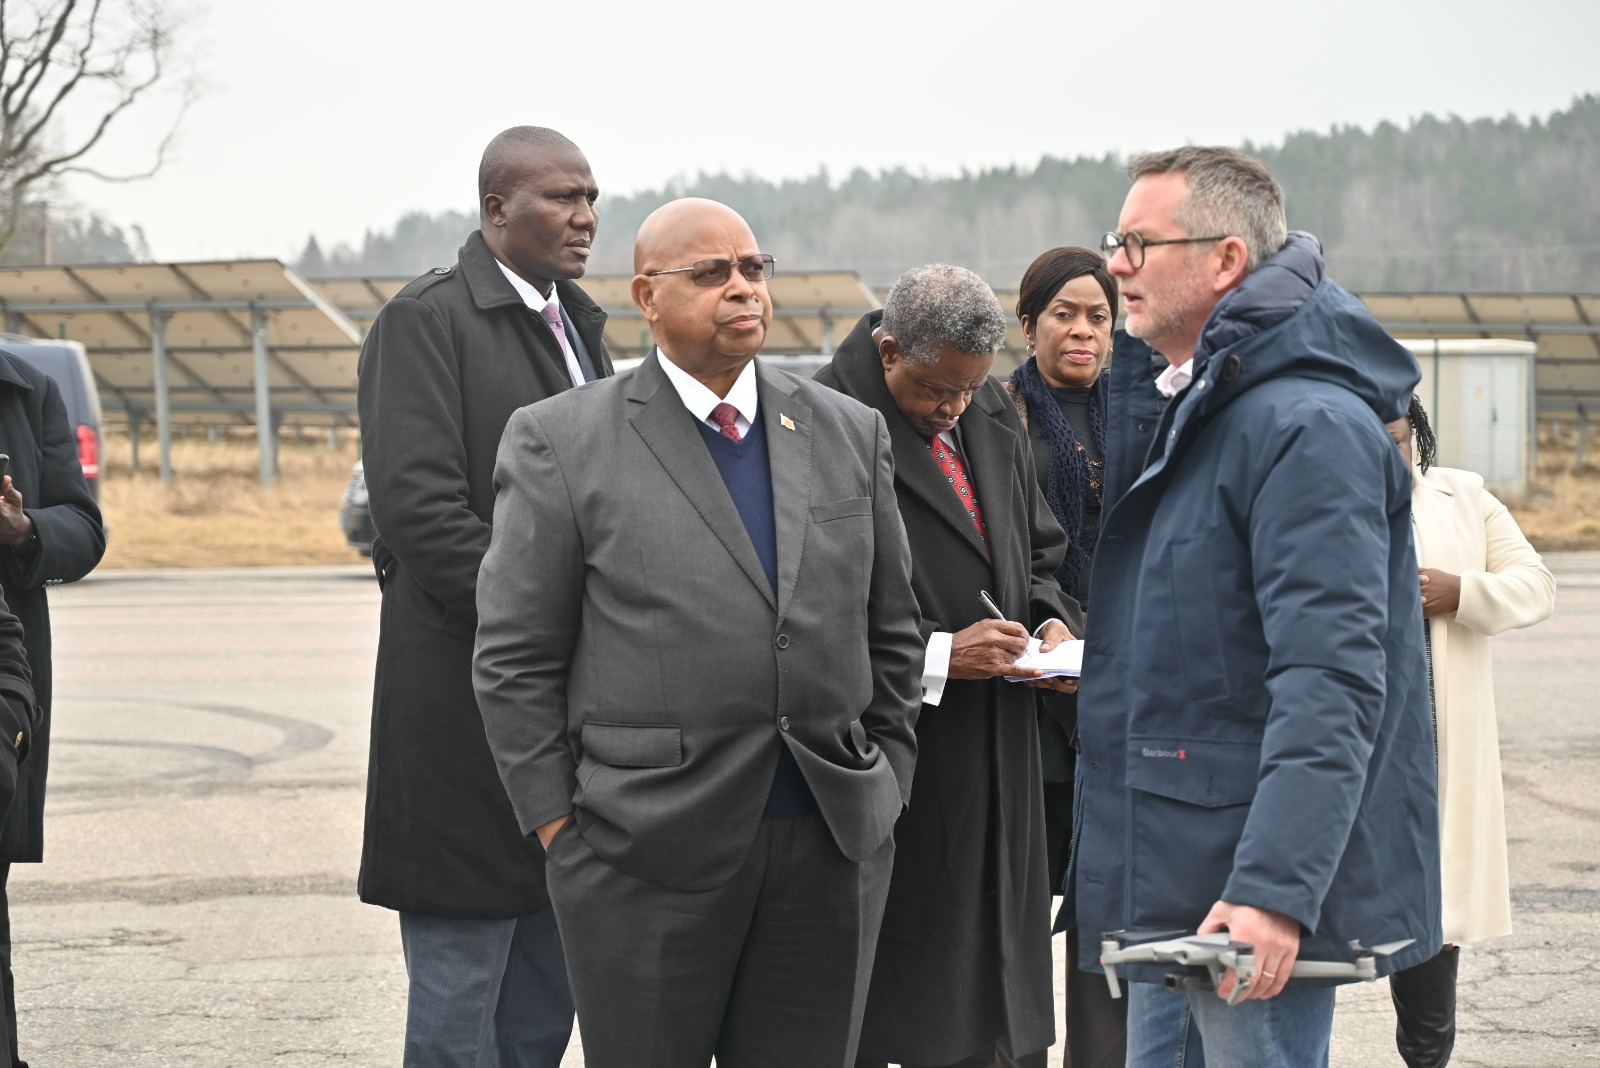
[{"left": 474, "top": 352, "right": 925, "bottom": 892}]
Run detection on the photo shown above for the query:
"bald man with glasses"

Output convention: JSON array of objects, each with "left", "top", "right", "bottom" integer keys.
[{"left": 473, "top": 197, "right": 925, "bottom": 1068}]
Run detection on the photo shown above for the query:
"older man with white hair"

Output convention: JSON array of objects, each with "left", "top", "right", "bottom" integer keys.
[{"left": 817, "top": 265, "right": 1083, "bottom": 1068}]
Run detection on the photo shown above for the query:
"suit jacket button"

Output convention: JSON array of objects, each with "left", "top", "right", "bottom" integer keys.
[
  {"left": 775, "top": 634, "right": 790, "bottom": 649},
  {"left": 779, "top": 716, "right": 791, "bottom": 731}
]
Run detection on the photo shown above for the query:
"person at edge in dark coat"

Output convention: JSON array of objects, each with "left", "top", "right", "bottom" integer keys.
[
  {"left": 356, "top": 126, "right": 611, "bottom": 1068},
  {"left": 815, "top": 264, "right": 1085, "bottom": 1068},
  {"left": 1001, "top": 247, "right": 1128, "bottom": 1068},
  {"left": 0, "top": 347, "right": 104, "bottom": 1068},
  {"left": 1077, "top": 146, "right": 1441, "bottom": 1068}
]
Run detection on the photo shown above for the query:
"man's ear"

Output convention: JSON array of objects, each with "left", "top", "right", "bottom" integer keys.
[
  {"left": 878, "top": 332, "right": 902, "bottom": 374},
  {"left": 1213, "top": 236, "right": 1251, "bottom": 294},
  {"left": 631, "top": 274, "right": 658, "bottom": 323},
  {"left": 482, "top": 193, "right": 507, "bottom": 230}
]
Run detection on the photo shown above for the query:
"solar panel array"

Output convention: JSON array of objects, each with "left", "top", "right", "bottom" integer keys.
[
  {"left": 1, "top": 257, "right": 1595, "bottom": 431},
  {"left": 0, "top": 260, "right": 361, "bottom": 426}
]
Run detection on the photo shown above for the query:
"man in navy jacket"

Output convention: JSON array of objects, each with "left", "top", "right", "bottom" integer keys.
[{"left": 1076, "top": 147, "right": 1441, "bottom": 1067}]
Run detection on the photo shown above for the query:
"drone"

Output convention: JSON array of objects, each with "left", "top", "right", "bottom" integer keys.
[{"left": 1099, "top": 930, "right": 1416, "bottom": 1007}]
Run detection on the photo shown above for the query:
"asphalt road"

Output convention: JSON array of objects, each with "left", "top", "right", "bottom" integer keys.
[{"left": 10, "top": 558, "right": 1600, "bottom": 1066}]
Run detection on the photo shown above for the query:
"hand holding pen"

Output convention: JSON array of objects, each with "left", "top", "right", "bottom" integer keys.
[{"left": 972, "top": 590, "right": 1078, "bottom": 693}]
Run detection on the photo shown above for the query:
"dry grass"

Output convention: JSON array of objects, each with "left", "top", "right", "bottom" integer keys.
[
  {"left": 98, "top": 429, "right": 365, "bottom": 569},
  {"left": 1508, "top": 434, "right": 1600, "bottom": 552},
  {"left": 91, "top": 426, "right": 1600, "bottom": 569}
]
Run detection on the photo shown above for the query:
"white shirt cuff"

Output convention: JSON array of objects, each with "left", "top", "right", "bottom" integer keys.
[
  {"left": 922, "top": 631, "right": 953, "bottom": 706},
  {"left": 1033, "top": 617, "right": 1066, "bottom": 639}
]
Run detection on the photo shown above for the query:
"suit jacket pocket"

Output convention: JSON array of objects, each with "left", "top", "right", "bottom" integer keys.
[
  {"left": 581, "top": 722, "right": 683, "bottom": 768},
  {"left": 811, "top": 497, "right": 872, "bottom": 523}
]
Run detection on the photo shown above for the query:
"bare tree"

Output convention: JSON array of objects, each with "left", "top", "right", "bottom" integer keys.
[{"left": 0, "top": 0, "right": 193, "bottom": 253}]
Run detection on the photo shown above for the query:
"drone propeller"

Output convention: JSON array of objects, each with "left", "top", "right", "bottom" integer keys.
[
  {"left": 1366, "top": 939, "right": 1417, "bottom": 957},
  {"left": 1108, "top": 928, "right": 1189, "bottom": 944}
]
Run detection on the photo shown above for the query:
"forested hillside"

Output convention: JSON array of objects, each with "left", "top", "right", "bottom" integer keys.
[{"left": 301, "top": 95, "right": 1600, "bottom": 293}]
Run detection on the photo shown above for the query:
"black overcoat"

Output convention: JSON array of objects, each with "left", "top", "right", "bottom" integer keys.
[
  {"left": 0, "top": 351, "right": 106, "bottom": 861},
  {"left": 0, "top": 585, "right": 35, "bottom": 831},
  {"left": 356, "top": 232, "right": 610, "bottom": 918},
  {"left": 816, "top": 312, "right": 1082, "bottom": 1063}
]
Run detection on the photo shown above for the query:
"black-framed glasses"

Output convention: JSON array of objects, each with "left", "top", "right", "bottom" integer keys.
[
  {"left": 646, "top": 253, "right": 775, "bottom": 287},
  {"left": 1100, "top": 231, "right": 1227, "bottom": 270}
]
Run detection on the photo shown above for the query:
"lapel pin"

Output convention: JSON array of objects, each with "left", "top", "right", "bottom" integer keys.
[{"left": 780, "top": 414, "right": 796, "bottom": 431}]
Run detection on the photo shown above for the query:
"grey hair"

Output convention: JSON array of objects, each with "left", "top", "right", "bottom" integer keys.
[
  {"left": 478, "top": 126, "right": 580, "bottom": 204},
  {"left": 1127, "top": 146, "right": 1288, "bottom": 273},
  {"left": 880, "top": 264, "right": 1008, "bottom": 364}
]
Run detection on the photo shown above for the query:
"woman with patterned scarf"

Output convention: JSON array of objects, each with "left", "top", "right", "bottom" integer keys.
[{"left": 1003, "top": 245, "right": 1125, "bottom": 1068}]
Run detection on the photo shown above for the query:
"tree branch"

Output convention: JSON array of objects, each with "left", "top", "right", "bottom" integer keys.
[{"left": 0, "top": 0, "right": 192, "bottom": 254}]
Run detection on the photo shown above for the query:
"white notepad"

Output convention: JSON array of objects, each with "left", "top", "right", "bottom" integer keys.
[{"left": 1004, "top": 637, "right": 1084, "bottom": 681}]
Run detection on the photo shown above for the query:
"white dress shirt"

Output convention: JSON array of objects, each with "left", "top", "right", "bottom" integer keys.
[
  {"left": 1155, "top": 358, "right": 1194, "bottom": 398},
  {"left": 657, "top": 348, "right": 759, "bottom": 438},
  {"left": 494, "top": 258, "right": 588, "bottom": 386}
]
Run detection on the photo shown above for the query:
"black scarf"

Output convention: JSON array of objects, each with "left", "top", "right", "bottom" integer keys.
[{"left": 1009, "top": 356, "right": 1107, "bottom": 595}]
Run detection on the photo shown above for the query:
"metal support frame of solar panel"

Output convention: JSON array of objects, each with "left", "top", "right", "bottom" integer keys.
[{"left": 0, "top": 261, "right": 361, "bottom": 485}]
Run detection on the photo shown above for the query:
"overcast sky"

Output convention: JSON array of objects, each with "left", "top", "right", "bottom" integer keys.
[{"left": 53, "top": 0, "right": 1600, "bottom": 264}]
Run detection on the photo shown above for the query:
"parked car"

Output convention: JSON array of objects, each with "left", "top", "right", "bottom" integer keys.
[
  {"left": 0, "top": 335, "right": 103, "bottom": 501},
  {"left": 340, "top": 459, "right": 374, "bottom": 557}
]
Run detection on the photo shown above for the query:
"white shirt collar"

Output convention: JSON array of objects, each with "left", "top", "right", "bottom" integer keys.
[
  {"left": 1155, "top": 358, "right": 1194, "bottom": 399},
  {"left": 656, "top": 348, "right": 760, "bottom": 434},
  {"left": 494, "top": 257, "right": 559, "bottom": 315},
  {"left": 494, "top": 257, "right": 592, "bottom": 386}
]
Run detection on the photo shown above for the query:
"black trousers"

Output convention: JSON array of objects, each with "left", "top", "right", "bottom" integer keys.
[
  {"left": 547, "top": 813, "right": 894, "bottom": 1068},
  {"left": 0, "top": 863, "right": 19, "bottom": 1068},
  {"left": 1043, "top": 790, "right": 1128, "bottom": 1068}
]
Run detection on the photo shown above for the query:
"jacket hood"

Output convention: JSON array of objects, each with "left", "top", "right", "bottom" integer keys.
[{"left": 1188, "top": 231, "right": 1419, "bottom": 424}]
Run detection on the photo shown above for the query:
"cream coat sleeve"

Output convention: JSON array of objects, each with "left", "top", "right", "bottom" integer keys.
[{"left": 1452, "top": 480, "right": 1556, "bottom": 637}]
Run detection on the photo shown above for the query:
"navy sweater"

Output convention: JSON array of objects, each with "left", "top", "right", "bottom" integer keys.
[{"left": 695, "top": 416, "right": 818, "bottom": 819}]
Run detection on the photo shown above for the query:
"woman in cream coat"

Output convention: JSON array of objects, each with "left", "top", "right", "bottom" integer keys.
[{"left": 1385, "top": 398, "right": 1556, "bottom": 1068}]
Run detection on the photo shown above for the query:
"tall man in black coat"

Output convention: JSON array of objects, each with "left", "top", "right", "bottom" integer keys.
[
  {"left": 816, "top": 265, "right": 1084, "bottom": 1068},
  {"left": 0, "top": 348, "right": 105, "bottom": 1068},
  {"left": 356, "top": 126, "right": 611, "bottom": 1068}
]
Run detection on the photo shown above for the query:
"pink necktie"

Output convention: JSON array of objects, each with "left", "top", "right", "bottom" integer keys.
[
  {"left": 539, "top": 301, "right": 566, "bottom": 340},
  {"left": 711, "top": 402, "right": 742, "bottom": 442},
  {"left": 540, "top": 302, "right": 586, "bottom": 384}
]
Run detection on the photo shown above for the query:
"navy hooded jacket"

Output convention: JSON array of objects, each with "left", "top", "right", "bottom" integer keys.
[{"left": 1074, "top": 233, "right": 1443, "bottom": 982}]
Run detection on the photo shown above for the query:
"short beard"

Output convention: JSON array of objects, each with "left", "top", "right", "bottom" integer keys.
[{"left": 1126, "top": 254, "right": 1215, "bottom": 357}]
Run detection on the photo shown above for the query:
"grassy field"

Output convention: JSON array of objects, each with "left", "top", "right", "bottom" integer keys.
[
  {"left": 1515, "top": 437, "right": 1600, "bottom": 550},
  {"left": 98, "top": 430, "right": 365, "bottom": 569},
  {"left": 91, "top": 428, "right": 1600, "bottom": 569}
]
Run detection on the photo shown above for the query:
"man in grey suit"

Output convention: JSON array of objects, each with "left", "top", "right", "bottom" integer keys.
[{"left": 474, "top": 198, "right": 925, "bottom": 1068}]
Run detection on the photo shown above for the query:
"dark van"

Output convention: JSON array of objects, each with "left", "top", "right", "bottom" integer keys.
[{"left": 0, "top": 335, "right": 103, "bottom": 501}]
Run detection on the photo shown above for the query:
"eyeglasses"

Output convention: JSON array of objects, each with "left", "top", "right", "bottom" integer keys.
[
  {"left": 1100, "top": 231, "right": 1227, "bottom": 271},
  {"left": 646, "top": 253, "right": 776, "bottom": 287}
]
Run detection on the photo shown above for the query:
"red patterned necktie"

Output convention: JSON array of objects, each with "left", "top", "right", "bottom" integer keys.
[
  {"left": 929, "top": 435, "right": 987, "bottom": 547},
  {"left": 711, "top": 402, "right": 743, "bottom": 442}
]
